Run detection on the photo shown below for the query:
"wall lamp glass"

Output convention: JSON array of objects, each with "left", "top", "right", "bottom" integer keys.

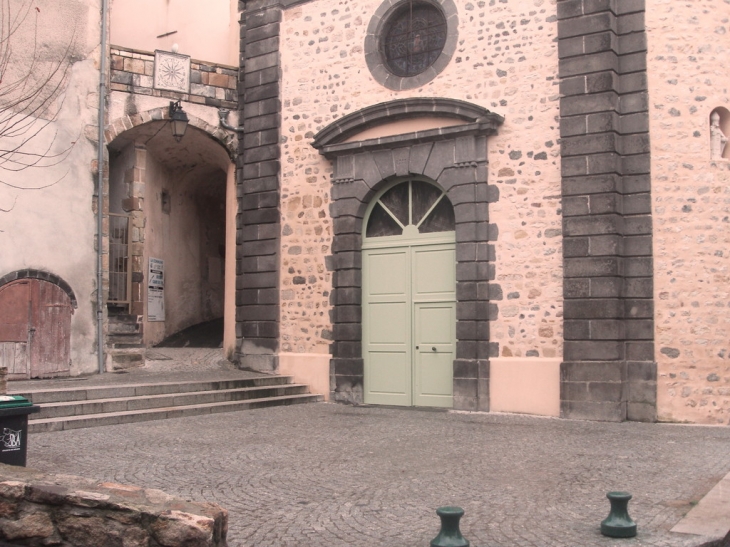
[{"left": 169, "top": 100, "right": 189, "bottom": 142}]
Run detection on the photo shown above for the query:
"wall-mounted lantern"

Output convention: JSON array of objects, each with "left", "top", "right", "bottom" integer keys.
[{"left": 169, "top": 100, "right": 189, "bottom": 142}]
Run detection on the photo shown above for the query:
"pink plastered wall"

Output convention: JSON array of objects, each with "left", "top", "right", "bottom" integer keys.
[
  {"left": 647, "top": 0, "right": 730, "bottom": 423},
  {"left": 109, "top": 0, "right": 239, "bottom": 66},
  {"left": 279, "top": 0, "right": 563, "bottom": 357}
]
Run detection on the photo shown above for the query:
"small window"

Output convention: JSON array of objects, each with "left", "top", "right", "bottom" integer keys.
[
  {"left": 365, "top": 180, "right": 454, "bottom": 238},
  {"left": 380, "top": 1, "right": 448, "bottom": 78}
]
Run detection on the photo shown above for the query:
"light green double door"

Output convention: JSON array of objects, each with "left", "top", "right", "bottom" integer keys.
[{"left": 363, "top": 241, "right": 456, "bottom": 408}]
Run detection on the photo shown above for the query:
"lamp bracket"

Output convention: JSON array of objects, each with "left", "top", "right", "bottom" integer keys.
[{"left": 169, "top": 100, "right": 183, "bottom": 117}]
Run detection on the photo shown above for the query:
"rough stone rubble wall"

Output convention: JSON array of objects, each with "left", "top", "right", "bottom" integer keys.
[
  {"left": 278, "top": 0, "right": 563, "bottom": 358},
  {"left": 647, "top": 0, "right": 730, "bottom": 424},
  {"left": 110, "top": 46, "right": 238, "bottom": 109},
  {"left": 0, "top": 465, "right": 227, "bottom": 546}
]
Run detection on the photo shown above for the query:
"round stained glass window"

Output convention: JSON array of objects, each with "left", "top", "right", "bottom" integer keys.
[{"left": 380, "top": 1, "right": 448, "bottom": 78}]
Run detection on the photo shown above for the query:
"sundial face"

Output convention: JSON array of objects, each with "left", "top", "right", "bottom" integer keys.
[{"left": 154, "top": 50, "right": 190, "bottom": 93}]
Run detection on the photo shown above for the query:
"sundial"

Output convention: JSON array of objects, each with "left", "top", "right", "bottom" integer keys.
[{"left": 154, "top": 50, "right": 191, "bottom": 93}]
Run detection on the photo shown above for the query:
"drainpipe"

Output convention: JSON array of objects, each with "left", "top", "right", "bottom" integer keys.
[
  {"left": 218, "top": 109, "right": 245, "bottom": 133},
  {"left": 96, "top": 0, "right": 109, "bottom": 374}
]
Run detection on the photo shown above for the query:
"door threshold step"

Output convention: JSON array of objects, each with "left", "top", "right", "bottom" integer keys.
[{"left": 29, "top": 393, "right": 324, "bottom": 433}]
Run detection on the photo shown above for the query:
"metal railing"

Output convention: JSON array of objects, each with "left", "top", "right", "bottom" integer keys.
[{"left": 108, "top": 213, "right": 132, "bottom": 309}]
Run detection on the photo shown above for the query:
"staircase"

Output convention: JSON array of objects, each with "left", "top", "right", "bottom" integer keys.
[
  {"left": 11, "top": 376, "right": 323, "bottom": 433},
  {"left": 106, "top": 313, "right": 145, "bottom": 370}
]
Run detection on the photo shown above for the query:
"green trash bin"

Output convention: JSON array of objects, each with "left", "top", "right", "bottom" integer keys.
[{"left": 0, "top": 396, "right": 40, "bottom": 467}]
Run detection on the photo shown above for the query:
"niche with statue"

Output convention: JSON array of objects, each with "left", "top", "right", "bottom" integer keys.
[{"left": 710, "top": 107, "right": 729, "bottom": 160}]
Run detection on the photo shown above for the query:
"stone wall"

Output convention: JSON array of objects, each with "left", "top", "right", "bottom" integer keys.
[
  {"left": 110, "top": 47, "right": 238, "bottom": 110},
  {"left": 236, "top": 0, "right": 285, "bottom": 372},
  {"left": 109, "top": 0, "right": 240, "bottom": 67},
  {"left": 557, "top": 0, "right": 656, "bottom": 422},
  {"left": 0, "top": 465, "right": 227, "bottom": 547},
  {"left": 647, "top": 0, "right": 730, "bottom": 424},
  {"left": 277, "top": 0, "right": 563, "bottom": 358},
  {"left": 0, "top": 0, "right": 102, "bottom": 377}
]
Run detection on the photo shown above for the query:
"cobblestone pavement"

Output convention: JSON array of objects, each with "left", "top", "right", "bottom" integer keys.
[{"left": 27, "top": 404, "right": 730, "bottom": 547}]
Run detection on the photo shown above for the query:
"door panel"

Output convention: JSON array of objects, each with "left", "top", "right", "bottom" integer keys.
[
  {"left": 366, "top": 302, "right": 411, "bottom": 404},
  {"left": 0, "top": 282, "right": 31, "bottom": 376},
  {"left": 0, "top": 280, "right": 72, "bottom": 379},
  {"left": 413, "top": 246, "right": 456, "bottom": 299},
  {"left": 363, "top": 243, "right": 455, "bottom": 408},
  {"left": 368, "top": 302, "right": 408, "bottom": 344},
  {"left": 363, "top": 248, "right": 411, "bottom": 405},
  {"left": 0, "top": 342, "right": 28, "bottom": 376},
  {"left": 366, "top": 250, "right": 408, "bottom": 296},
  {"left": 31, "top": 281, "right": 72, "bottom": 378},
  {"left": 366, "top": 351, "right": 410, "bottom": 404},
  {"left": 414, "top": 302, "right": 455, "bottom": 407}
]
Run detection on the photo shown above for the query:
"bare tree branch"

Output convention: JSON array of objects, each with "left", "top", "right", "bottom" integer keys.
[
  {"left": 0, "top": 168, "right": 68, "bottom": 189},
  {"left": 0, "top": 0, "right": 77, "bottom": 196},
  {"left": 0, "top": 193, "right": 15, "bottom": 211}
]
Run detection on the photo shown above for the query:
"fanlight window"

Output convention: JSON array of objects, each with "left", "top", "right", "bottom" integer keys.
[{"left": 366, "top": 180, "right": 455, "bottom": 238}]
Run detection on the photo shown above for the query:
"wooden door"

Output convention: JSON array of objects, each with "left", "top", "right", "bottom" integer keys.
[
  {"left": 412, "top": 244, "right": 456, "bottom": 408},
  {"left": 362, "top": 247, "right": 412, "bottom": 406},
  {"left": 0, "top": 281, "right": 31, "bottom": 377},
  {"left": 413, "top": 302, "right": 456, "bottom": 407},
  {"left": 363, "top": 243, "right": 455, "bottom": 407},
  {"left": 362, "top": 179, "right": 457, "bottom": 407},
  {"left": 29, "top": 280, "right": 72, "bottom": 378},
  {"left": 0, "top": 279, "right": 72, "bottom": 379}
]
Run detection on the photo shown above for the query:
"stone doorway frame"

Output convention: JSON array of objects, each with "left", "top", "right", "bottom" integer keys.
[{"left": 312, "top": 97, "right": 503, "bottom": 410}]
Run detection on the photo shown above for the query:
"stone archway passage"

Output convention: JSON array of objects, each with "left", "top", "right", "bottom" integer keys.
[
  {"left": 0, "top": 279, "right": 73, "bottom": 379},
  {"left": 105, "top": 110, "right": 238, "bottom": 358}
]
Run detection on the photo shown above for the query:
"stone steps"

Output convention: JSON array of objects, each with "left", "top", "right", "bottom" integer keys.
[
  {"left": 11, "top": 376, "right": 323, "bottom": 433},
  {"left": 106, "top": 314, "right": 145, "bottom": 369}
]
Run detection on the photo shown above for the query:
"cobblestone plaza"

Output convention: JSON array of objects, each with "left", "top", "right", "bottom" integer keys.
[{"left": 27, "top": 404, "right": 730, "bottom": 547}]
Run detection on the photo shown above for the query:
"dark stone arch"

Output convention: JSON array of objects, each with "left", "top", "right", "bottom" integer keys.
[
  {"left": 105, "top": 107, "right": 237, "bottom": 161},
  {"left": 313, "top": 99, "right": 504, "bottom": 410},
  {"left": 0, "top": 269, "right": 78, "bottom": 308}
]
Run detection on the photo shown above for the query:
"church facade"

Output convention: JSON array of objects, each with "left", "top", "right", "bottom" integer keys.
[{"left": 0, "top": 0, "right": 728, "bottom": 424}]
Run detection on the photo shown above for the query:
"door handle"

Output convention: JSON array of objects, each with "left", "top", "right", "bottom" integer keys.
[
  {"left": 415, "top": 346, "right": 419, "bottom": 349},
  {"left": 432, "top": 347, "right": 437, "bottom": 352}
]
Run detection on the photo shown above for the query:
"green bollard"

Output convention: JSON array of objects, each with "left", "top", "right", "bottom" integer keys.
[
  {"left": 430, "top": 506, "right": 469, "bottom": 547},
  {"left": 600, "top": 491, "right": 637, "bottom": 538}
]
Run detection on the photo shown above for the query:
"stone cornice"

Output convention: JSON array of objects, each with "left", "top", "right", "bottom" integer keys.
[
  {"left": 315, "top": 121, "right": 503, "bottom": 160},
  {"left": 311, "top": 98, "right": 504, "bottom": 153}
]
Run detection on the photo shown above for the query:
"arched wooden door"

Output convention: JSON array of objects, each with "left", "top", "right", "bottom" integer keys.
[
  {"left": 362, "top": 179, "right": 456, "bottom": 408},
  {"left": 0, "top": 279, "right": 73, "bottom": 378}
]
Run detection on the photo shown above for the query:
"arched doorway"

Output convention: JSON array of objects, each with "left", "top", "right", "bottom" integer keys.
[
  {"left": 362, "top": 178, "right": 456, "bottom": 407},
  {"left": 0, "top": 278, "right": 73, "bottom": 378},
  {"left": 105, "top": 109, "right": 237, "bottom": 361},
  {"left": 313, "top": 97, "right": 504, "bottom": 410}
]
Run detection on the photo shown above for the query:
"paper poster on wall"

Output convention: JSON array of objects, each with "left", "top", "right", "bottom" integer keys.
[{"left": 148, "top": 257, "right": 165, "bottom": 322}]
